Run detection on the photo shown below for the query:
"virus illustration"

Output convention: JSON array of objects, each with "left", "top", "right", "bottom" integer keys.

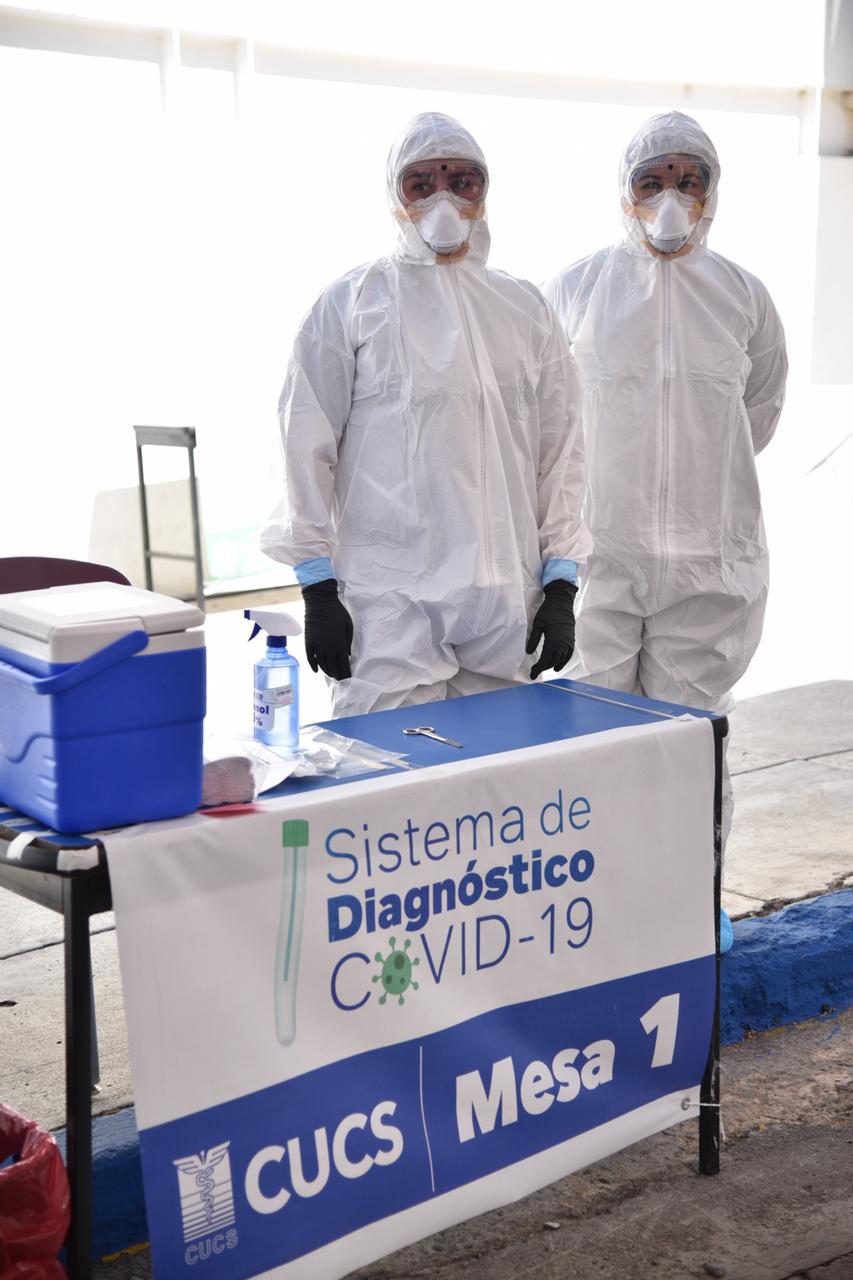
[{"left": 373, "top": 937, "right": 420, "bottom": 1006}]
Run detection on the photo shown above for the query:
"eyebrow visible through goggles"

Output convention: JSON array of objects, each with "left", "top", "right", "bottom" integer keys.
[
  {"left": 398, "top": 161, "right": 488, "bottom": 206},
  {"left": 630, "top": 153, "right": 711, "bottom": 197}
]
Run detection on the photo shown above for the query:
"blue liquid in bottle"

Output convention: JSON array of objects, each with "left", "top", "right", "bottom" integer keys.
[{"left": 253, "top": 637, "right": 299, "bottom": 750}]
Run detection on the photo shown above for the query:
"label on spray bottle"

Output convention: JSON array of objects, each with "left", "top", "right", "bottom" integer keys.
[
  {"left": 254, "top": 687, "right": 295, "bottom": 710},
  {"left": 253, "top": 686, "right": 294, "bottom": 731}
]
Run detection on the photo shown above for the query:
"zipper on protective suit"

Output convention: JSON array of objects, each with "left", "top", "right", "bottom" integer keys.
[
  {"left": 659, "top": 260, "right": 673, "bottom": 588},
  {"left": 449, "top": 266, "right": 496, "bottom": 613}
]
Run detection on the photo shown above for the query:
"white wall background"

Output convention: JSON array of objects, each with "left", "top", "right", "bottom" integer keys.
[{"left": 0, "top": 0, "right": 850, "bottom": 698}]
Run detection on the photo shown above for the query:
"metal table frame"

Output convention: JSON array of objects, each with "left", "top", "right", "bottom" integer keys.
[
  {"left": 0, "top": 841, "right": 111, "bottom": 1280},
  {"left": 701, "top": 714, "right": 725, "bottom": 1174}
]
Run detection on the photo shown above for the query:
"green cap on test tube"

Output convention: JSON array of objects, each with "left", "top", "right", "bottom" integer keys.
[{"left": 282, "top": 820, "right": 309, "bottom": 848}]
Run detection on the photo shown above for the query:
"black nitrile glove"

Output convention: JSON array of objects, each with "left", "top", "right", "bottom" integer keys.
[
  {"left": 301, "top": 579, "right": 354, "bottom": 681},
  {"left": 526, "top": 580, "right": 578, "bottom": 680}
]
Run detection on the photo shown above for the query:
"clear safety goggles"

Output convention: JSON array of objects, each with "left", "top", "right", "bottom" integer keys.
[
  {"left": 629, "top": 154, "right": 710, "bottom": 205},
  {"left": 398, "top": 159, "right": 488, "bottom": 208}
]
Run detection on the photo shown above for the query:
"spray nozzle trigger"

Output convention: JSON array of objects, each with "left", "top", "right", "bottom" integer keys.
[{"left": 244, "top": 607, "right": 302, "bottom": 642}]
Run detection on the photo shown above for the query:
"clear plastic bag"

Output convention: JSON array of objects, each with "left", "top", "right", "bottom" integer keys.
[
  {"left": 202, "top": 729, "right": 411, "bottom": 804},
  {"left": 291, "top": 727, "right": 412, "bottom": 779}
]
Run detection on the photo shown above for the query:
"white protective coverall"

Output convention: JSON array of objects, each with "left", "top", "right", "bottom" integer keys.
[
  {"left": 543, "top": 112, "right": 787, "bottom": 838},
  {"left": 262, "top": 113, "right": 589, "bottom": 717}
]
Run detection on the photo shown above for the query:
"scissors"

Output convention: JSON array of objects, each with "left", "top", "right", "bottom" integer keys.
[{"left": 403, "top": 726, "right": 463, "bottom": 749}]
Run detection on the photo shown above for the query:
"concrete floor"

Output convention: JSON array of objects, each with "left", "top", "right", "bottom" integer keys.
[{"left": 723, "top": 680, "right": 853, "bottom": 917}]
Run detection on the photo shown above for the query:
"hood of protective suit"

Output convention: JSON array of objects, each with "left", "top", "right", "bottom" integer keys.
[
  {"left": 386, "top": 112, "right": 491, "bottom": 266},
  {"left": 619, "top": 111, "right": 720, "bottom": 257}
]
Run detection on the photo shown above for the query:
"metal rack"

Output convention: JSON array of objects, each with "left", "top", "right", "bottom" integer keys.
[{"left": 133, "top": 424, "right": 204, "bottom": 609}]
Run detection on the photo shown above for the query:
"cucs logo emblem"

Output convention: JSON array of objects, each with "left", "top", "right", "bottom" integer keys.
[{"left": 173, "top": 1141, "right": 238, "bottom": 1262}]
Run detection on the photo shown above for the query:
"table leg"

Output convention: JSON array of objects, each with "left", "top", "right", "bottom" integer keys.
[
  {"left": 90, "top": 965, "right": 100, "bottom": 1089},
  {"left": 699, "top": 717, "right": 725, "bottom": 1175},
  {"left": 64, "top": 878, "right": 93, "bottom": 1278}
]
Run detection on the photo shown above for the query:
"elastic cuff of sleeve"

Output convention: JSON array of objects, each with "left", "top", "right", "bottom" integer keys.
[
  {"left": 294, "top": 556, "right": 335, "bottom": 587},
  {"left": 542, "top": 558, "right": 579, "bottom": 587}
]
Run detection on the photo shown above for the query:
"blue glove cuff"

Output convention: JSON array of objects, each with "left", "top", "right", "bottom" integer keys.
[
  {"left": 294, "top": 556, "right": 336, "bottom": 587},
  {"left": 543, "top": 558, "right": 578, "bottom": 587}
]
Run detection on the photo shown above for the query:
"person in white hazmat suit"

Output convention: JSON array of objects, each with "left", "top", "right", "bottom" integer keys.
[
  {"left": 544, "top": 112, "right": 787, "bottom": 941},
  {"left": 262, "top": 112, "right": 590, "bottom": 717}
]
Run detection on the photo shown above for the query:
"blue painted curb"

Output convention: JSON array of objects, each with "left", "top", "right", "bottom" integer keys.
[
  {"left": 720, "top": 887, "right": 853, "bottom": 1044},
  {"left": 55, "top": 888, "right": 853, "bottom": 1258},
  {"left": 54, "top": 1108, "right": 145, "bottom": 1257}
]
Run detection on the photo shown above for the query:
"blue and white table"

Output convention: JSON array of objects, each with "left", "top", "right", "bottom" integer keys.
[{"left": 0, "top": 679, "right": 726, "bottom": 1280}]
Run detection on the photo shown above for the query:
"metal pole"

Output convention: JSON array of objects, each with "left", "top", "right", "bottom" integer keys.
[
  {"left": 135, "top": 441, "right": 153, "bottom": 592},
  {"left": 699, "top": 715, "right": 726, "bottom": 1175},
  {"left": 186, "top": 439, "right": 204, "bottom": 611},
  {"left": 64, "top": 877, "right": 94, "bottom": 1278}
]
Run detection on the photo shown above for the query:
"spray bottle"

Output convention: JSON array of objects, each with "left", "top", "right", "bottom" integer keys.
[{"left": 245, "top": 608, "right": 301, "bottom": 751}]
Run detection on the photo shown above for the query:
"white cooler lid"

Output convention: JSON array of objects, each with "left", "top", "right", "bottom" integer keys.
[{"left": 0, "top": 582, "right": 204, "bottom": 663}]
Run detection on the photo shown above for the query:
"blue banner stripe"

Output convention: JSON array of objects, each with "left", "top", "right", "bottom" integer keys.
[{"left": 140, "top": 957, "right": 714, "bottom": 1277}]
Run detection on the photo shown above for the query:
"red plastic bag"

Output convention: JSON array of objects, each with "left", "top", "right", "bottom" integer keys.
[{"left": 0, "top": 1105, "right": 69, "bottom": 1280}]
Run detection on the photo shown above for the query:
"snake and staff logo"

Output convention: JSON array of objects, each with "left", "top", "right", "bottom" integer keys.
[{"left": 173, "top": 1141, "right": 236, "bottom": 1245}]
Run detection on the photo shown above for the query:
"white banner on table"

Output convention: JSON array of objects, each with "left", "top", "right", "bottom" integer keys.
[{"left": 105, "top": 716, "right": 716, "bottom": 1279}]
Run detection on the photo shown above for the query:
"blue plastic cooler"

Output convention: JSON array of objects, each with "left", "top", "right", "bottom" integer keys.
[{"left": 0, "top": 582, "right": 205, "bottom": 833}]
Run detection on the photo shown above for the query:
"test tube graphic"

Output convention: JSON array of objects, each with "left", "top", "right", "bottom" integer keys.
[{"left": 275, "top": 819, "right": 309, "bottom": 1046}]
